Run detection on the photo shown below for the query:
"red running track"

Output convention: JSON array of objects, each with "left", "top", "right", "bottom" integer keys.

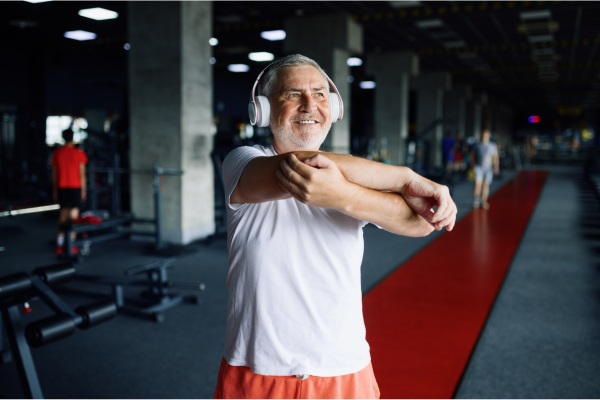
[{"left": 363, "top": 170, "right": 549, "bottom": 399}]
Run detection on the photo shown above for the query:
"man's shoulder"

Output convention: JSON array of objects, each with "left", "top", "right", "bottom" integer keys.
[{"left": 225, "top": 144, "right": 272, "bottom": 161}]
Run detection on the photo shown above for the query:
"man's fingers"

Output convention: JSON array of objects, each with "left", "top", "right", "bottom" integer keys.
[{"left": 432, "top": 205, "right": 457, "bottom": 231}]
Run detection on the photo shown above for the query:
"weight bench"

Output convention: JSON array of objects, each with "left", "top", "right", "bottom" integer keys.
[
  {"left": 62, "top": 257, "right": 199, "bottom": 323},
  {"left": 0, "top": 262, "right": 116, "bottom": 399},
  {"left": 65, "top": 215, "right": 134, "bottom": 258}
]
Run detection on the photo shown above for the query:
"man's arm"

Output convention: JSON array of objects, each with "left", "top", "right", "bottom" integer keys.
[
  {"left": 284, "top": 152, "right": 457, "bottom": 232},
  {"left": 275, "top": 153, "right": 434, "bottom": 236},
  {"left": 492, "top": 147, "right": 500, "bottom": 174},
  {"left": 231, "top": 150, "right": 456, "bottom": 233},
  {"left": 230, "top": 151, "right": 318, "bottom": 205},
  {"left": 80, "top": 164, "right": 87, "bottom": 202}
]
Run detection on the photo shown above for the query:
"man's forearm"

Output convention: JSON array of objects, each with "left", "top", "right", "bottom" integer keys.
[
  {"left": 293, "top": 151, "right": 414, "bottom": 192},
  {"left": 339, "top": 183, "right": 434, "bottom": 237}
]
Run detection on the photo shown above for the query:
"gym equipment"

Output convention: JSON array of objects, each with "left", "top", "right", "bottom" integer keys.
[
  {"left": 0, "top": 262, "right": 117, "bottom": 399},
  {"left": 248, "top": 59, "right": 344, "bottom": 127},
  {"left": 0, "top": 204, "right": 61, "bottom": 253},
  {"left": 61, "top": 257, "right": 199, "bottom": 323},
  {"left": 65, "top": 162, "right": 184, "bottom": 258},
  {"left": 0, "top": 204, "right": 60, "bottom": 218}
]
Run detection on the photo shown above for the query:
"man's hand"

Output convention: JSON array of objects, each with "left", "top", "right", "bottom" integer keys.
[
  {"left": 400, "top": 175, "right": 457, "bottom": 232},
  {"left": 276, "top": 153, "right": 357, "bottom": 209}
]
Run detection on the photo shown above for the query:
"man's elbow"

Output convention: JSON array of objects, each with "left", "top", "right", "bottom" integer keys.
[
  {"left": 387, "top": 218, "right": 435, "bottom": 237},
  {"left": 416, "top": 223, "right": 436, "bottom": 237}
]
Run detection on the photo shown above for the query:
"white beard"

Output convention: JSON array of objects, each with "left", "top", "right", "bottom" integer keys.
[{"left": 271, "top": 121, "right": 330, "bottom": 150}]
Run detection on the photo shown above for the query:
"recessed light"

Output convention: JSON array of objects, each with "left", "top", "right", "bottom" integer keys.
[
  {"left": 248, "top": 52, "right": 274, "bottom": 62},
  {"left": 260, "top": 30, "right": 286, "bottom": 41},
  {"left": 64, "top": 30, "right": 97, "bottom": 41},
  {"left": 416, "top": 19, "right": 443, "bottom": 29},
  {"left": 228, "top": 64, "right": 250, "bottom": 73},
  {"left": 359, "top": 81, "right": 376, "bottom": 89},
  {"left": 78, "top": 7, "right": 118, "bottom": 21},
  {"left": 520, "top": 10, "right": 551, "bottom": 21},
  {"left": 347, "top": 57, "right": 363, "bottom": 67}
]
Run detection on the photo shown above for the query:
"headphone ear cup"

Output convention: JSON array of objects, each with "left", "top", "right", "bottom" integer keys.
[
  {"left": 248, "top": 101, "right": 259, "bottom": 126},
  {"left": 329, "top": 93, "right": 341, "bottom": 123},
  {"left": 255, "top": 96, "right": 270, "bottom": 127},
  {"left": 248, "top": 95, "right": 271, "bottom": 127}
]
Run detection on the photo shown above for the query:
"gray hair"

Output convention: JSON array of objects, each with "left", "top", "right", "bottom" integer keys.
[{"left": 260, "top": 54, "right": 331, "bottom": 98}]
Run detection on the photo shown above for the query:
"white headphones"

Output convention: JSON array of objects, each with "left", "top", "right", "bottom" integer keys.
[{"left": 248, "top": 62, "right": 344, "bottom": 127}]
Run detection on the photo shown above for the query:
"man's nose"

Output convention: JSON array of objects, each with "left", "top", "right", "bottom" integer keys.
[{"left": 299, "top": 93, "right": 317, "bottom": 112}]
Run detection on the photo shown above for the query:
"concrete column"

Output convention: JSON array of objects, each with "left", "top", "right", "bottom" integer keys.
[
  {"left": 412, "top": 72, "right": 452, "bottom": 170},
  {"left": 366, "top": 52, "right": 419, "bottom": 165},
  {"left": 487, "top": 100, "right": 514, "bottom": 152},
  {"left": 444, "top": 84, "right": 472, "bottom": 137},
  {"left": 284, "top": 15, "right": 363, "bottom": 154},
  {"left": 128, "top": 2, "right": 214, "bottom": 245},
  {"left": 465, "top": 93, "right": 487, "bottom": 140}
]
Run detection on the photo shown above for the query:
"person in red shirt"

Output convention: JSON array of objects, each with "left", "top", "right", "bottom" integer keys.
[{"left": 51, "top": 128, "right": 88, "bottom": 255}]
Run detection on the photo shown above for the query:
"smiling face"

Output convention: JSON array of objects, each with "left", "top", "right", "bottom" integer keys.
[{"left": 269, "top": 65, "right": 333, "bottom": 153}]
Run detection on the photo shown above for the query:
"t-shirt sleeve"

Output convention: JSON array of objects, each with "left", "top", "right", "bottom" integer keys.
[{"left": 222, "top": 146, "right": 264, "bottom": 211}]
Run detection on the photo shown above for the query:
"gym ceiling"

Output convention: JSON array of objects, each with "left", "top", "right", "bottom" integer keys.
[{"left": 2, "top": 1, "right": 600, "bottom": 126}]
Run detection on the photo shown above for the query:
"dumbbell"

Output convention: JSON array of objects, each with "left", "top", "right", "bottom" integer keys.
[{"left": 25, "top": 300, "right": 117, "bottom": 347}]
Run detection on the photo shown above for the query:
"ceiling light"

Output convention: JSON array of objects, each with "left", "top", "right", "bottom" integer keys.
[
  {"left": 209, "top": 38, "right": 219, "bottom": 46},
  {"left": 416, "top": 19, "right": 443, "bottom": 29},
  {"left": 64, "top": 30, "right": 97, "bottom": 41},
  {"left": 78, "top": 7, "right": 118, "bottom": 21},
  {"left": 347, "top": 57, "right": 363, "bottom": 67},
  {"left": 228, "top": 64, "right": 250, "bottom": 73},
  {"left": 388, "top": 1, "right": 421, "bottom": 8},
  {"left": 520, "top": 10, "right": 551, "bottom": 21},
  {"left": 528, "top": 34, "right": 553, "bottom": 43},
  {"left": 517, "top": 21, "right": 559, "bottom": 35},
  {"left": 260, "top": 30, "right": 286, "bottom": 41},
  {"left": 444, "top": 40, "right": 466, "bottom": 48},
  {"left": 23, "top": 0, "right": 52, "bottom": 3},
  {"left": 532, "top": 48, "right": 555, "bottom": 56},
  {"left": 248, "top": 52, "right": 274, "bottom": 62},
  {"left": 359, "top": 81, "right": 376, "bottom": 89}
]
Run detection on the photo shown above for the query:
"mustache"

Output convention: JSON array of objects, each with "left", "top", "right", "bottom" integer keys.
[{"left": 292, "top": 114, "right": 323, "bottom": 123}]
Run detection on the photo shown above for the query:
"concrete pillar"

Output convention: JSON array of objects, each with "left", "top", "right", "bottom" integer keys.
[
  {"left": 487, "top": 100, "right": 514, "bottom": 153},
  {"left": 366, "top": 52, "right": 419, "bottom": 165},
  {"left": 128, "top": 2, "right": 214, "bottom": 245},
  {"left": 284, "top": 15, "right": 363, "bottom": 154},
  {"left": 444, "top": 84, "right": 472, "bottom": 137},
  {"left": 465, "top": 92, "right": 487, "bottom": 140},
  {"left": 412, "top": 72, "right": 452, "bottom": 170}
]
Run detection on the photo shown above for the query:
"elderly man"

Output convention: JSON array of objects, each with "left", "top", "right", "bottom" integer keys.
[{"left": 214, "top": 54, "right": 457, "bottom": 399}]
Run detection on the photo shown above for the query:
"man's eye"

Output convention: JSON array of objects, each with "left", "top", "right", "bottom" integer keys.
[
  {"left": 315, "top": 92, "right": 326, "bottom": 98},
  {"left": 288, "top": 93, "right": 300, "bottom": 99}
]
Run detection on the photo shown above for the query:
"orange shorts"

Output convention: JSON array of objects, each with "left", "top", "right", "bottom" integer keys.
[{"left": 214, "top": 358, "right": 380, "bottom": 399}]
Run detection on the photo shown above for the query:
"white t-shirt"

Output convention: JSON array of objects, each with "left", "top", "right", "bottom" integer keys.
[
  {"left": 474, "top": 141, "right": 498, "bottom": 169},
  {"left": 222, "top": 145, "right": 371, "bottom": 377}
]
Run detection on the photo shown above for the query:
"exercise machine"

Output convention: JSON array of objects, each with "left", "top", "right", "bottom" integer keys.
[
  {"left": 0, "top": 262, "right": 116, "bottom": 399},
  {"left": 64, "top": 162, "right": 184, "bottom": 258},
  {"left": 61, "top": 257, "right": 199, "bottom": 323}
]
